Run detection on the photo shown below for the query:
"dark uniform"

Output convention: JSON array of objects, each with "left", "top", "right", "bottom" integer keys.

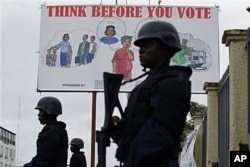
[
  {"left": 36, "top": 121, "right": 68, "bottom": 167},
  {"left": 114, "top": 21, "right": 192, "bottom": 167},
  {"left": 24, "top": 97, "right": 68, "bottom": 167},
  {"left": 69, "top": 152, "right": 87, "bottom": 167},
  {"left": 69, "top": 138, "right": 87, "bottom": 167}
]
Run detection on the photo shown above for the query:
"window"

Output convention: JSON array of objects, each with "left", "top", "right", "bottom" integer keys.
[
  {"left": 9, "top": 149, "right": 14, "bottom": 161},
  {"left": 0, "top": 129, "right": 3, "bottom": 141},
  {"left": 0, "top": 146, "right": 3, "bottom": 157},
  {"left": 10, "top": 134, "right": 15, "bottom": 146},
  {"left": 9, "top": 149, "right": 12, "bottom": 160},
  {"left": 5, "top": 147, "right": 8, "bottom": 159},
  {"left": 3, "top": 131, "right": 6, "bottom": 143},
  {"left": 12, "top": 150, "right": 15, "bottom": 160}
]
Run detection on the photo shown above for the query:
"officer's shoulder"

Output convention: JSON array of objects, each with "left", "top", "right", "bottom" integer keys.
[
  {"left": 166, "top": 66, "right": 192, "bottom": 78},
  {"left": 157, "top": 66, "right": 192, "bottom": 84}
]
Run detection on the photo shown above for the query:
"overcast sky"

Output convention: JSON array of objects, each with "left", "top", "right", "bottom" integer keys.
[{"left": 1, "top": 0, "right": 250, "bottom": 166}]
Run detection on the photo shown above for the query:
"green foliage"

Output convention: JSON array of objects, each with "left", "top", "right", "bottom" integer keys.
[
  {"left": 181, "top": 101, "right": 207, "bottom": 143},
  {"left": 181, "top": 120, "right": 194, "bottom": 142},
  {"left": 189, "top": 101, "right": 207, "bottom": 117}
]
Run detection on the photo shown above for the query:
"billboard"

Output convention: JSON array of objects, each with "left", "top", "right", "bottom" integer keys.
[{"left": 37, "top": 5, "right": 219, "bottom": 93}]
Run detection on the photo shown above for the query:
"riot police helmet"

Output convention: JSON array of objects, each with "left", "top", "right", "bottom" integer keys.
[
  {"left": 35, "top": 96, "right": 62, "bottom": 115},
  {"left": 134, "top": 21, "right": 181, "bottom": 53},
  {"left": 70, "top": 138, "right": 84, "bottom": 149}
]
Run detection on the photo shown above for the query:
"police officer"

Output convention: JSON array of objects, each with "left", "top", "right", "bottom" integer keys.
[
  {"left": 114, "top": 21, "right": 192, "bottom": 167},
  {"left": 24, "top": 96, "right": 68, "bottom": 167},
  {"left": 69, "top": 138, "right": 87, "bottom": 167}
]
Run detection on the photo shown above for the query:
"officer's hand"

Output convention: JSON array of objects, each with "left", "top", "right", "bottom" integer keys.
[{"left": 112, "top": 115, "right": 120, "bottom": 126}]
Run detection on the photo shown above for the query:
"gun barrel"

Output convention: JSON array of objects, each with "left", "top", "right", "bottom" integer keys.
[
  {"left": 96, "top": 72, "right": 124, "bottom": 167},
  {"left": 103, "top": 72, "right": 123, "bottom": 129},
  {"left": 96, "top": 130, "right": 109, "bottom": 167}
]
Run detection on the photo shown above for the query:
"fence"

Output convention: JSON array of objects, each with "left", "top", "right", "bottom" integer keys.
[{"left": 218, "top": 66, "right": 230, "bottom": 167}]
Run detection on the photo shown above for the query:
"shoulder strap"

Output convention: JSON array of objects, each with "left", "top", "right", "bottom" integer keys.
[
  {"left": 44, "top": 124, "right": 61, "bottom": 137},
  {"left": 137, "top": 70, "right": 186, "bottom": 102},
  {"left": 162, "top": 70, "right": 187, "bottom": 84},
  {"left": 137, "top": 78, "right": 158, "bottom": 102}
]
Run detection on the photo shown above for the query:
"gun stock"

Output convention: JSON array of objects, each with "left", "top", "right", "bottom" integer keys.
[{"left": 96, "top": 72, "right": 123, "bottom": 167}]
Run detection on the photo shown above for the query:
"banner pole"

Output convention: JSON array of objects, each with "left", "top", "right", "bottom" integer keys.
[{"left": 91, "top": 92, "right": 97, "bottom": 167}]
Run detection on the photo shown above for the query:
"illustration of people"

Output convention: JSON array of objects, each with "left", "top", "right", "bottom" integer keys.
[
  {"left": 46, "top": 48, "right": 52, "bottom": 67},
  {"left": 77, "top": 34, "right": 90, "bottom": 65},
  {"left": 100, "top": 25, "right": 119, "bottom": 45},
  {"left": 173, "top": 38, "right": 192, "bottom": 65},
  {"left": 112, "top": 35, "right": 134, "bottom": 81},
  {"left": 51, "top": 33, "right": 71, "bottom": 68},
  {"left": 51, "top": 48, "right": 57, "bottom": 67},
  {"left": 67, "top": 46, "right": 73, "bottom": 68},
  {"left": 87, "top": 35, "right": 97, "bottom": 63}
]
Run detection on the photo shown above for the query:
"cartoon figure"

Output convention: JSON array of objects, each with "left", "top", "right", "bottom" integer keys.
[
  {"left": 112, "top": 35, "right": 134, "bottom": 81},
  {"left": 67, "top": 46, "right": 73, "bottom": 68},
  {"left": 52, "top": 33, "right": 71, "bottom": 68},
  {"left": 45, "top": 48, "right": 52, "bottom": 67},
  {"left": 87, "top": 35, "right": 97, "bottom": 64},
  {"left": 100, "top": 25, "right": 119, "bottom": 45},
  {"left": 77, "top": 34, "right": 90, "bottom": 65},
  {"left": 173, "top": 39, "right": 192, "bottom": 65},
  {"left": 51, "top": 48, "right": 57, "bottom": 67}
]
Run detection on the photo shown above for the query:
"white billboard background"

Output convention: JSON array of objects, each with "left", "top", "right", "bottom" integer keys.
[{"left": 38, "top": 5, "right": 219, "bottom": 93}]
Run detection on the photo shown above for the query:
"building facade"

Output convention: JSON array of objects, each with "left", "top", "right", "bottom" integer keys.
[{"left": 0, "top": 126, "right": 16, "bottom": 167}]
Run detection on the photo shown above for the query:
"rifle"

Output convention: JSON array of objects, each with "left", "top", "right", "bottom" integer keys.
[{"left": 96, "top": 72, "right": 124, "bottom": 167}]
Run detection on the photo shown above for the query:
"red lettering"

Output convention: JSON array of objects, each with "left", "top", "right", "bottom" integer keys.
[
  {"left": 147, "top": 7, "right": 155, "bottom": 17},
  {"left": 177, "top": 7, "right": 185, "bottom": 18},
  {"left": 123, "top": 6, "right": 142, "bottom": 17},
  {"left": 109, "top": 6, "right": 116, "bottom": 17},
  {"left": 203, "top": 8, "right": 211, "bottom": 19},
  {"left": 134, "top": 6, "right": 142, "bottom": 17},
  {"left": 125, "top": 6, "right": 133, "bottom": 17},
  {"left": 164, "top": 7, "right": 172, "bottom": 18},
  {"left": 196, "top": 8, "right": 203, "bottom": 18},
  {"left": 64, "top": 6, "right": 69, "bottom": 17},
  {"left": 47, "top": 6, "right": 53, "bottom": 17},
  {"left": 156, "top": 7, "right": 164, "bottom": 17},
  {"left": 55, "top": 6, "right": 64, "bottom": 17},
  {"left": 69, "top": 6, "right": 76, "bottom": 16},
  {"left": 177, "top": 7, "right": 211, "bottom": 19},
  {"left": 186, "top": 7, "right": 195, "bottom": 18},
  {"left": 116, "top": 6, "right": 125, "bottom": 17},
  {"left": 47, "top": 6, "right": 87, "bottom": 17},
  {"left": 147, "top": 6, "right": 172, "bottom": 18},
  {"left": 47, "top": 5, "right": 143, "bottom": 18},
  {"left": 92, "top": 6, "right": 101, "bottom": 17},
  {"left": 92, "top": 6, "right": 142, "bottom": 18},
  {"left": 77, "top": 6, "right": 87, "bottom": 17},
  {"left": 101, "top": 6, "right": 108, "bottom": 17}
]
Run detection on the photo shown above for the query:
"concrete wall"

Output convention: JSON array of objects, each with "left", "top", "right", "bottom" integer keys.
[
  {"left": 199, "top": 29, "right": 248, "bottom": 167},
  {"left": 222, "top": 29, "right": 248, "bottom": 151},
  {"left": 203, "top": 82, "right": 219, "bottom": 167}
]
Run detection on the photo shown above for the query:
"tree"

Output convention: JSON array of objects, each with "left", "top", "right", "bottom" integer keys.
[
  {"left": 189, "top": 101, "right": 207, "bottom": 117},
  {"left": 181, "top": 101, "right": 207, "bottom": 143}
]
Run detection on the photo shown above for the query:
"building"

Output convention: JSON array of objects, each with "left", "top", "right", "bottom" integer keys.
[{"left": 0, "top": 126, "right": 16, "bottom": 167}]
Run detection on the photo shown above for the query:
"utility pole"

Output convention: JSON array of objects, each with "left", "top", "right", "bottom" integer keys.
[{"left": 16, "top": 96, "right": 21, "bottom": 161}]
